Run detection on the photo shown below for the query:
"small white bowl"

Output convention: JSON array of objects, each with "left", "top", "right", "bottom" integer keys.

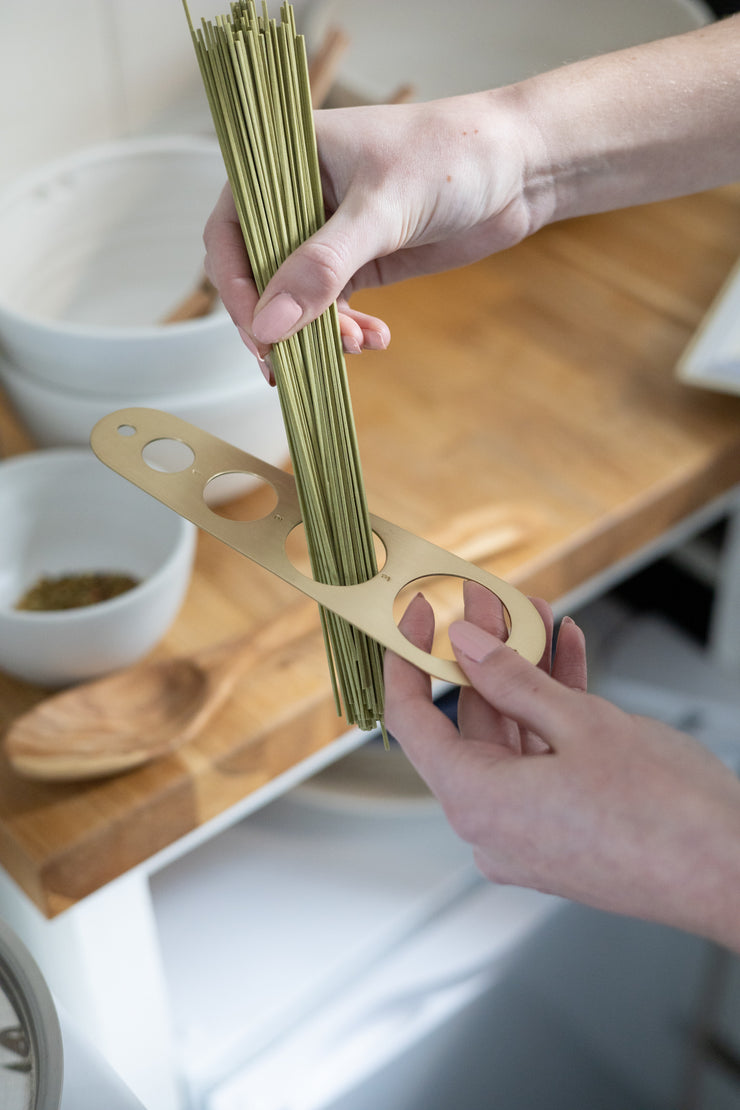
[
  {"left": 0, "top": 351, "right": 288, "bottom": 501},
  {"left": 0, "top": 449, "right": 196, "bottom": 686},
  {"left": 0, "top": 136, "right": 243, "bottom": 394}
]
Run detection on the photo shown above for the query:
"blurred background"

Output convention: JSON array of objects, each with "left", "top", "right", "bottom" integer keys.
[{"left": 0, "top": 0, "right": 736, "bottom": 190}]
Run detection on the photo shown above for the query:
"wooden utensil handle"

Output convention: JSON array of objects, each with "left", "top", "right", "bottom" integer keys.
[{"left": 308, "top": 26, "right": 350, "bottom": 108}]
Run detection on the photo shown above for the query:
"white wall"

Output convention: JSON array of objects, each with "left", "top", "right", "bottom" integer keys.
[
  {"left": 0, "top": 0, "right": 328, "bottom": 189},
  {"left": 0, "top": 0, "right": 714, "bottom": 189},
  {"left": 0, "top": 0, "right": 712, "bottom": 190},
  {"left": 0, "top": 0, "right": 216, "bottom": 189}
]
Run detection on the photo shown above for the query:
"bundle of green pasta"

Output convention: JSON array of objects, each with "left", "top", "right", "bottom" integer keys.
[{"left": 183, "top": 0, "right": 385, "bottom": 733}]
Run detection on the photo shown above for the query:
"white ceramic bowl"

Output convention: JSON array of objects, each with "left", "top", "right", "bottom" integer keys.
[
  {"left": 0, "top": 351, "right": 289, "bottom": 501},
  {"left": 0, "top": 136, "right": 245, "bottom": 394},
  {"left": 0, "top": 449, "right": 196, "bottom": 686}
]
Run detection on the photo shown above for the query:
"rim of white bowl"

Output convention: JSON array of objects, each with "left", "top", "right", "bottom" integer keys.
[
  {"left": 0, "top": 345, "right": 261, "bottom": 402},
  {"left": 0, "top": 134, "right": 228, "bottom": 341},
  {"left": 0, "top": 448, "right": 196, "bottom": 624}
]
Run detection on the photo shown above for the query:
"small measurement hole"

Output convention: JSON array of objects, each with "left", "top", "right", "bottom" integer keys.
[
  {"left": 141, "top": 438, "right": 195, "bottom": 473},
  {"left": 204, "top": 472, "right": 279, "bottom": 517}
]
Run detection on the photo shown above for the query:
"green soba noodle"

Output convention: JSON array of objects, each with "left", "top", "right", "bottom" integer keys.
[{"left": 183, "top": 1, "right": 386, "bottom": 735}]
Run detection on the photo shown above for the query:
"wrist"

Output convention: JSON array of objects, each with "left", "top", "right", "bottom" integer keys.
[
  {"left": 509, "top": 16, "right": 740, "bottom": 229},
  {"left": 490, "top": 81, "right": 559, "bottom": 236},
  {"left": 646, "top": 773, "right": 740, "bottom": 954},
  {"left": 687, "top": 795, "right": 740, "bottom": 954},
  {"left": 466, "top": 85, "right": 555, "bottom": 244}
]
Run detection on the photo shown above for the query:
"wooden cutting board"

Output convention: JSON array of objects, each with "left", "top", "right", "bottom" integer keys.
[{"left": 2, "top": 185, "right": 740, "bottom": 917}]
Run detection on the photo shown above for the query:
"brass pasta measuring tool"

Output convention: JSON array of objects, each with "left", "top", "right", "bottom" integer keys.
[{"left": 91, "top": 408, "right": 546, "bottom": 689}]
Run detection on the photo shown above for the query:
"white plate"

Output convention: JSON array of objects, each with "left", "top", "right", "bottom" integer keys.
[{"left": 676, "top": 257, "right": 740, "bottom": 395}]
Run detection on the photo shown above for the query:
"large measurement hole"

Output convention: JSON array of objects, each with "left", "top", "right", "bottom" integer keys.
[
  {"left": 394, "top": 576, "right": 509, "bottom": 661},
  {"left": 285, "top": 524, "right": 387, "bottom": 579}
]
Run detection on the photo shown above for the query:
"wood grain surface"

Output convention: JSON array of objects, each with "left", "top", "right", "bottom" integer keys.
[{"left": 1, "top": 186, "right": 740, "bottom": 917}]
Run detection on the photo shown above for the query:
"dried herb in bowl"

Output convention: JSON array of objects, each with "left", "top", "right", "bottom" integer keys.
[{"left": 16, "top": 572, "right": 140, "bottom": 612}]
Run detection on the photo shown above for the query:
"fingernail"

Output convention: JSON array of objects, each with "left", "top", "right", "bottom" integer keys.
[
  {"left": 448, "top": 620, "right": 501, "bottom": 664},
  {"left": 259, "top": 358, "right": 276, "bottom": 386},
  {"left": 237, "top": 326, "right": 262, "bottom": 361},
  {"left": 252, "top": 293, "right": 303, "bottom": 344},
  {"left": 363, "top": 328, "right": 389, "bottom": 351},
  {"left": 343, "top": 335, "right": 362, "bottom": 355},
  {"left": 238, "top": 326, "right": 274, "bottom": 384}
]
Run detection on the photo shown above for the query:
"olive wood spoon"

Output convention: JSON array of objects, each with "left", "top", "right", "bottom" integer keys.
[{"left": 4, "top": 602, "right": 319, "bottom": 782}]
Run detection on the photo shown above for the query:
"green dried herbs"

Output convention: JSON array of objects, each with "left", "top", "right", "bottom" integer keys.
[{"left": 16, "top": 573, "right": 140, "bottom": 612}]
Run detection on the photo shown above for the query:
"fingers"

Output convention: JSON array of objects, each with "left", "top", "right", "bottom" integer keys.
[
  {"left": 552, "top": 615, "right": 588, "bottom": 692},
  {"left": 204, "top": 183, "right": 391, "bottom": 363},
  {"left": 250, "top": 204, "right": 386, "bottom": 346},
  {"left": 457, "top": 582, "right": 523, "bottom": 751},
  {"left": 337, "top": 301, "right": 391, "bottom": 353},
  {"left": 203, "top": 185, "right": 276, "bottom": 384},
  {"left": 384, "top": 594, "right": 463, "bottom": 782},
  {"left": 388, "top": 583, "right": 588, "bottom": 760},
  {"left": 460, "top": 580, "right": 508, "bottom": 639},
  {"left": 447, "top": 616, "right": 585, "bottom": 747},
  {"left": 521, "top": 596, "right": 555, "bottom": 753},
  {"left": 530, "top": 597, "right": 555, "bottom": 674},
  {"left": 203, "top": 185, "right": 259, "bottom": 333}
]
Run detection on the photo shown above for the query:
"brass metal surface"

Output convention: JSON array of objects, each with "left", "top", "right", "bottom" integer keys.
[{"left": 91, "top": 408, "right": 546, "bottom": 685}]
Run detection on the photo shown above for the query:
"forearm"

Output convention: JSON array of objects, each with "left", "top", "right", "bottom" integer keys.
[
  {"left": 669, "top": 789, "right": 740, "bottom": 954},
  {"left": 515, "top": 14, "right": 740, "bottom": 229},
  {"left": 208, "top": 15, "right": 740, "bottom": 346}
]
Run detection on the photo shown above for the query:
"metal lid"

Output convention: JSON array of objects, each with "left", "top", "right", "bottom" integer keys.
[{"left": 0, "top": 919, "right": 63, "bottom": 1110}]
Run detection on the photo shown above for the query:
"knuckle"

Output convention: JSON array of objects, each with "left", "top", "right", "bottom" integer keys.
[
  {"left": 299, "top": 238, "right": 349, "bottom": 299},
  {"left": 202, "top": 208, "right": 220, "bottom": 251}
]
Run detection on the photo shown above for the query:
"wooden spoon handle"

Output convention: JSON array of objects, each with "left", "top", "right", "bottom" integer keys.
[
  {"left": 431, "top": 504, "right": 538, "bottom": 566},
  {"left": 190, "top": 600, "right": 321, "bottom": 702},
  {"left": 308, "top": 26, "right": 350, "bottom": 108},
  {"left": 161, "top": 274, "right": 218, "bottom": 324}
]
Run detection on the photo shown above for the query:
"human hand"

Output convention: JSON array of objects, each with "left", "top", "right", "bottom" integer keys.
[
  {"left": 203, "top": 15, "right": 740, "bottom": 380},
  {"left": 385, "top": 582, "right": 740, "bottom": 952},
  {"left": 203, "top": 91, "right": 537, "bottom": 372}
]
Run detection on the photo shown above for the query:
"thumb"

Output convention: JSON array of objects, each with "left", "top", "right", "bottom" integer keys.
[
  {"left": 251, "top": 204, "right": 382, "bottom": 346},
  {"left": 448, "top": 620, "right": 584, "bottom": 747}
]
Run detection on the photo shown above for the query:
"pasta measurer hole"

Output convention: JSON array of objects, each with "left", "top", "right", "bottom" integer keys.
[
  {"left": 141, "top": 438, "right": 195, "bottom": 473},
  {"left": 285, "top": 523, "right": 387, "bottom": 580},
  {"left": 204, "top": 472, "right": 279, "bottom": 518},
  {"left": 394, "top": 575, "right": 510, "bottom": 661}
]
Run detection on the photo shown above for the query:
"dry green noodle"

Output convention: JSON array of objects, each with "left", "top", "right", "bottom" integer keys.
[{"left": 183, "top": 0, "right": 386, "bottom": 735}]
